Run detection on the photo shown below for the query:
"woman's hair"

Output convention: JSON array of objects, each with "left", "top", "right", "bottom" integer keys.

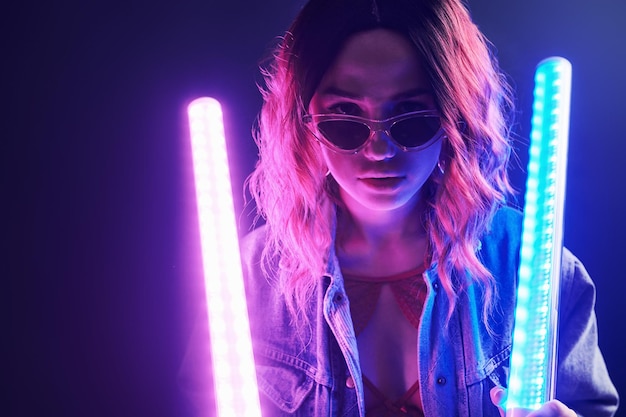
[{"left": 247, "top": 0, "right": 514, "bottom": 326}]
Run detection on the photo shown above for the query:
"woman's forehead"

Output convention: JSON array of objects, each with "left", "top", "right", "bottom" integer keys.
[{"left": 314, "top": 29, "right": 433, "bottom": 104}]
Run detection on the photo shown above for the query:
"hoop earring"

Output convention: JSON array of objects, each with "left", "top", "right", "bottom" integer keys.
[{"left": 437, "top": 159, "right": 446, "bottom": 175}]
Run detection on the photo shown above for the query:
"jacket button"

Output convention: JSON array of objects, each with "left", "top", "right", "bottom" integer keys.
[
  {"left": 346, "top": 376, "right": 355, "bottom": 389},
  {"left": 436, "top": 376, "right": 446, "bottom": 385},
  {"left": 334, "top": 293, "right": 344, "bottom": 303},
  {"left": 433, "top": 282, "right": 440, "bottom": 290}
]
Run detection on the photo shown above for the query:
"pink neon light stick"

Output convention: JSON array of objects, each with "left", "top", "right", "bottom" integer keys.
[{"left": 187, "top": 97, "right": 262, "bottom": 417}]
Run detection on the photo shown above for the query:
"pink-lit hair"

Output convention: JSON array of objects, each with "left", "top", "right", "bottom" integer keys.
[{"left": 247, "top": 0, "right": 514, "bottom": 326}]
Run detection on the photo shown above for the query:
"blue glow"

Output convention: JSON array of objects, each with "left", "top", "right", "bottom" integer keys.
[{"left": 506, "top": 57, "right": 571, "bottom": 411}]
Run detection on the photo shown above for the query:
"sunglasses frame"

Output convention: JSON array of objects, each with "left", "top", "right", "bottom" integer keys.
[{"left": 303, "top": 110, "right": 445, "bottom": 153}]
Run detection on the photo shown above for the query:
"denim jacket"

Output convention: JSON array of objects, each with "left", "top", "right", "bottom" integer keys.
[{"left": 239, "top": 207, "right": 618, "bottom": 417}]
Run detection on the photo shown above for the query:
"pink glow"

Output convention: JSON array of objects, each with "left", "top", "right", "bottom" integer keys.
[{"left": 187, "top": 97, "right": 262, "bottom": 417}]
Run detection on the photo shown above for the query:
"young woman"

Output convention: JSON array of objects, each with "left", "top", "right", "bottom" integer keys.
[{"left": 237, "top": 0, "right": 619, "bottom": 416}]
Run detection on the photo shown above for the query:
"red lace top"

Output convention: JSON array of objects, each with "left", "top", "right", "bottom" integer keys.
[{"left": 343, "top": 266, "right": 427, "bottom": 417}]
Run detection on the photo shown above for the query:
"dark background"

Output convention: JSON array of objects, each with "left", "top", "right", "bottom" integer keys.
[{"left": 6, "top": 1, "right": 625, "bottom": 416}]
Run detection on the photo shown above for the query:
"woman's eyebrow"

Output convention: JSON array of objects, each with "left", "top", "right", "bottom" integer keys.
[
  {"left": 391, "top": 87, "right": 434, "bottom": 101},
  {"left": 317, "top": 86, "right": 433, "bottom": 101},
  {"left": 316, "top": 85, "right": 363, "bottom": 99}
]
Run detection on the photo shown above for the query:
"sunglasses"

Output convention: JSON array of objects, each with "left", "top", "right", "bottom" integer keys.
[{"left": 303, "top": 110, "right": 444, "bottom": 153}]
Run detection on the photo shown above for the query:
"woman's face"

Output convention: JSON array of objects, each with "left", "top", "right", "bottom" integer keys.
[{"left": 308, "top": 29, "right": 442, "bottom": 219}]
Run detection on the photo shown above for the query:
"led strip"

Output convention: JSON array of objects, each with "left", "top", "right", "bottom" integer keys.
[
  {"left": 506, "top": 57, "right": 572, "bottom": 411},
  {"left": 187, "top": 97, "right": 262, "bottom": 417}
]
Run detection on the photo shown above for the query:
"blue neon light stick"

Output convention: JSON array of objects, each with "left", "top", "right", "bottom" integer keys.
[{"left": 506, "top": 57, "right": 572, "bottom": 411}]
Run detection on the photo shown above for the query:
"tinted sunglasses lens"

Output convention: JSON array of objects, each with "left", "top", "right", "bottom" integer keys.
[
  {"left": 317, "top": 120, "right": 370, "bottom": 151},
  {"left": 390, "top": 115, "right": 441, "bottom": 148}
]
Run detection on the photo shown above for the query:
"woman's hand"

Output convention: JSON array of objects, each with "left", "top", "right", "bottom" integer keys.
[{"left": 490, "top": 387, "right": 577, "bottom": 417}]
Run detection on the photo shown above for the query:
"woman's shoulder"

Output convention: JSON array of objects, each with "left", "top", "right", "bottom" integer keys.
[
  {"left": 479, "top": 205, "right": 523, "bottom": 262},
  {"left": 241, "top": 224, "right": 269, "bottom": 257},
  {"left": 487, "top": 205, "right": 523, "bottom": 239},
  {"left": 240, "top": 224, "right": 273, "bottom": 290},
  {"left": 239, "top": 225, "right": 291, "bottom": 317},
  {"left": 481, "top": 205, "right": 589, "bottom": 289}
]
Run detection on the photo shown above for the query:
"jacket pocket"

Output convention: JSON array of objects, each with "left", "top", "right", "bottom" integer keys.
[
  {"left": 255, "top": 346, "right": 317, "bottom": 413},
  {"left": 465, "top": 344, "right": 511, "bottom": 388},
  {"left": 462, "top": 344, "right": 512, "bottom": 417}
]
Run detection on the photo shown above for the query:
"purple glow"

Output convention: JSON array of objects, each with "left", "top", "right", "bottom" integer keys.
[{"left": 187, "top": 97, "right": 262, "bottom": 417}]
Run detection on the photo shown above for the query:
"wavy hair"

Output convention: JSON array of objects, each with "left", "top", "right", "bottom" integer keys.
[{"left": 247, "top": 0, "right": 515, "bottom": 326}]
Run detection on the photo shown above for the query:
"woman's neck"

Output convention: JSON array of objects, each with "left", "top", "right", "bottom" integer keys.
[{"left": 335, "top": 194, "right": 429, "bottom": 276}]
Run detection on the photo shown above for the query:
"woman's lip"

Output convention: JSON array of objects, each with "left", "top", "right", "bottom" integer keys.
[
  {"left": 360, "top": 176, "right": 405, "bottom": 188},
  {"left": 359, "top": 173, "right": 405, "bottom": 180}
]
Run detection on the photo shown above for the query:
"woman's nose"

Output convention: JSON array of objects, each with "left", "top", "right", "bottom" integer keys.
[{"left": 361, "top": 130, "right": 398, "bottom": 160}]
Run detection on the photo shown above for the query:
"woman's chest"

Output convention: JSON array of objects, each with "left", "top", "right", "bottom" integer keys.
[{"left": 356, "top": 285, "right": 423, "bottom": 412}]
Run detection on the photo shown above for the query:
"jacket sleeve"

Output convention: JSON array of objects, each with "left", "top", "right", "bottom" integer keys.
[{"left": 555, "top": 249, "right": 619, "bottom": 416}]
